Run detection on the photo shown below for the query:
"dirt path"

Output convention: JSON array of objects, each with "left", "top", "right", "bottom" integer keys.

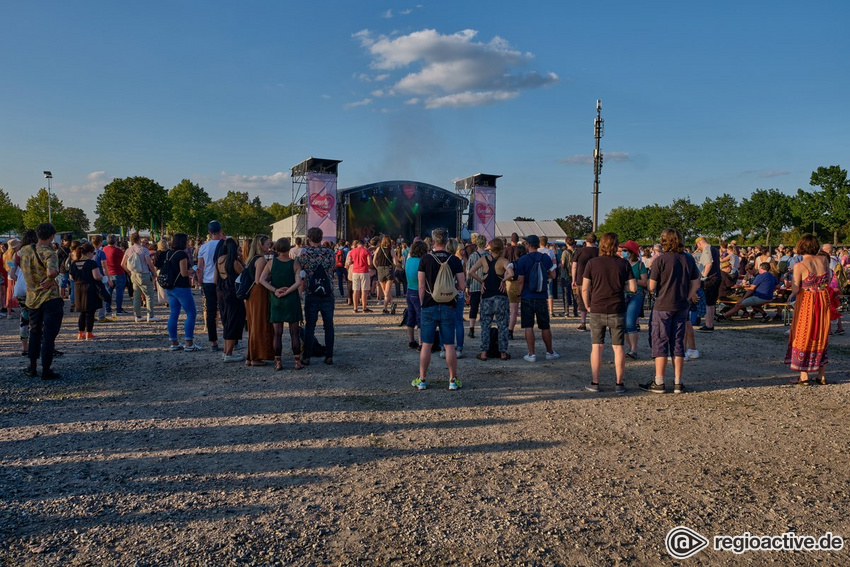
[{"left": 1, "top": 296, "right": 849, "bottom": 565}]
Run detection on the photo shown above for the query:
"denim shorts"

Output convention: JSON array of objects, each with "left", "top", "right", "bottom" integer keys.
[{"left": 420, "top": 304, "right": 457, "bottom": 345}]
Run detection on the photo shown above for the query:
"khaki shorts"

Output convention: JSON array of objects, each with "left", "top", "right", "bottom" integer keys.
[{"left": 352, "top": 272, "right": 370, "bottom": 291}]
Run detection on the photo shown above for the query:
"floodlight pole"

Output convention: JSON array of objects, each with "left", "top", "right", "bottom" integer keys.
[
  {"left": 43, "top": 171, "right": 53, "bottom": 223},
  {"left": 592, "top": 100, "right": 604, "bottom": 232}
]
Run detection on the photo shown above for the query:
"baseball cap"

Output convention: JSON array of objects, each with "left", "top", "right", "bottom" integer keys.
[
  {"left": 208, "top": 220, "right": 222, "bottom": 234},
  {"left": 525, "top": 234, "right": 540, "bottom": 247}
]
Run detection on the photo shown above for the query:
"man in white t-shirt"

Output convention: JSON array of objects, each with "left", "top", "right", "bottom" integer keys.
[{"left": 196, "top": 221, "right": 225, "bottom": 351}]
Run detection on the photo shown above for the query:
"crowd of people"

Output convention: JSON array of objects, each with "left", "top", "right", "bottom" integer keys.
[{"left": 5, "top": 221, "right": 846, "bottom": 392}]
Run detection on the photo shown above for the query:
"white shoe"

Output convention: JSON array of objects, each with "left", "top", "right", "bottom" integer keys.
[
  {"left": 439, "top": 351, "right": 446, "bottom": 359},
  {"left": 456, "top": 350, "right": 464, "bottom": 359},
  {"left": 686, "top": 349, "right": 700, "bottom": 359},
  {"left": 545, "top": 351, "right": 560, "bottom": 360},
  {"left": 523, "top": 353, "right": 537, "bottom": 363},
  {"left": 134, "top": 317, "right": 144, "bottom": 323},
  {"left": 147, "top": 316, "right": 160, "bottom": 322},
  {"left": 223, "top": 353, "right": 245, "bottom": 363}
]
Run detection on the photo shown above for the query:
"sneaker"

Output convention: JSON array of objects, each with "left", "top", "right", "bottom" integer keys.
[
  {"left": 439, "top": 351, "right": 446, "bottom": 359},
  {"left": 116, "top": 310, "right": 129, "bottom": 314},
  {"left": 615, "top": 383, "right": 627, "bottom": 394},
  {"left": 625, "top": 350, "right": 638, "bottom": 359},
  {"left": 545, "top": 351, "right": 560, "bottom": 361},
  {"left": 577, "top": 324, "right": 587, "bottom": 331},
  {"left": 23, "top": 366, "right": 38, "bottom": 378},
  {"left": 183, "top": 344, "right": 204, "bottom": 352},
  {"left": 523, "top": 353, "right": 537, "bottom": 363},
  {"left": 639, "top": 381, "right": 666, "bottom": 394},
  {"left": 674, "top": 383, "right": 687, "bottom": 394},
  {"left": 233, "top": 342, "right": 245, "bottom": 351},
  {"left": 412, "top": 377, "right": 427, "bottom": 390},
  {"left": 77, "top": 331, "right": 85, "bottom": 340},
  {"left": 408, "top": 341, "right": 420, "bottom": 350},
  {"left": 696, "top": 325, "right": 714, "bottom": 333},
  {"left": 170, "top": 344, "right": 184, "bottom": 351},
  {"left": 468, "top": 328, "right": 475, "bottom": 338},
  {"left": 97, "top": 317, "right": 106, "bottom": 323},
  {"left": 134, "top": 317, "right": 144, "bottom": 323},
  {"left": 147, "top": 316, "right": 161, "bottom": 322},
  {"left": 85, "top": 333, "right": 96, "bottom": 341},
  {"left": 223, "top": 353, "right": 245, "bottom": 363},
  {"left": 584, "top": 382, "right": 600, "bottom": 392},
  {"left": 456, "top": 350, "right": 464, "bottom": 359},
  {"left": 448, "top": 378, "right": 462, "bottom": 390},
  {"left": 41, "top": 370, "right": 61, "bottom": 381},
  {"left": 686, "top": 349, "right": 700, "bottom": 359}
]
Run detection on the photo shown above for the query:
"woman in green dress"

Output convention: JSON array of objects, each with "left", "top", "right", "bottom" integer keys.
[{"left": 259, "top": 237, "right": 303, "bottom": 370}]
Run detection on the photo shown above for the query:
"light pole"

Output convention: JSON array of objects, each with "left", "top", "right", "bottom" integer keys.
[
  {"left": 43, "top": 171, "right": 53, "bottom": 223},
  {"left": 592, "top": 100, "right": 604, "bottom": 233}
]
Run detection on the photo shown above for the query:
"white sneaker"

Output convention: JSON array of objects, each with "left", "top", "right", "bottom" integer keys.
[
  {"left": 545, "top": 351, "right": 560, "bottom": 360},
  {"left": 134, "top": 317, "right": 144, "bottom": 323},
  {"left": 223, "top": 353, "right": 245, "bottom": 363},
  {"left": 686, "top": 349, "right": 700, "bottom": 359},
  {"left": 456, "top": 350, "right": 464, "bottom": 359},
  {"left": 147, "top": 316, "right": 160, "bottom": 322},
  {"left": 523, "top": 353, "right": 537, "bottom": 363},
  {"left": 439, "top": 351, "right": 446, "bottom": 359}
]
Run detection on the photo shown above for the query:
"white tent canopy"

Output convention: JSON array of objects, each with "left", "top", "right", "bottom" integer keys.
[{"left": 495, "top": 220, "right": 566, "bottom": 241}]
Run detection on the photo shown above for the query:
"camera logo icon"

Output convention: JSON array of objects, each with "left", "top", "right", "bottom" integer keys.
[{"left": 665, "top": 526, "right": 709, "bottom": 559}]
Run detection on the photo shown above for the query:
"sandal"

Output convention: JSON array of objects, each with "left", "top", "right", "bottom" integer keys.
[
  {"left": 476, "top": 353, "right": 488, "bottom": 361},
  {"left": 818, "top": 377, "right": 828, "bottom": 385},
  {"left": 274, "top": 357, "right": 283, "bottom": 371},
  {"left": 795, "top": 378, "right": 811, "bottom": 386},
  {"left": 294, "top": 355, "right": 304, "bottom": 370},
  {"left": 500, "top": 352, "right": 511, "bottom": 360}
]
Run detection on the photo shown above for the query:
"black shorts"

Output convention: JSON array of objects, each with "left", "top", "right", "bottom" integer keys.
[
  {"left": 468, "top": 291, "right": 482, "bottom": 319},
  {"left": 703, "top": 277, "right": 721, "bottom": 306},
  {"left": 520, "top": 298, "right": 550, "bottom": 330}
]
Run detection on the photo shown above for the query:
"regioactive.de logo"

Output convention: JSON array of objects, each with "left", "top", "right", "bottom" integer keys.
[{"left": 665, "top": 526, "right": 710, "bottom": 559}]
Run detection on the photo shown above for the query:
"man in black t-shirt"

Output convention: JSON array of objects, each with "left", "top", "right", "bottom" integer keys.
[
  {"left": 640, "top": 229, "right": 701, "bottom": 395},
  {"left": 415, "top": 229, "right": 466, "bottom": 391},
  {"left": 582, "top": 233, "right": 636, "bottom": 393},
  {"left": 571, "top": 233, "right": 598, "bottom": 331}
]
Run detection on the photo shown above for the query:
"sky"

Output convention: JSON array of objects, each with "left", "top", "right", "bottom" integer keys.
[{"left": 1, "top": 0, "right": 848, "bottom": 228}]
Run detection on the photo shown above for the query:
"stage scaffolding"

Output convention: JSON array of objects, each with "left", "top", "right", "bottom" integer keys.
[
  {"left": 454, "top": 173, "right": 501, "bottom": 230},
  {"left": 290, "top": 157, "right": 342, "bottom": 239}
]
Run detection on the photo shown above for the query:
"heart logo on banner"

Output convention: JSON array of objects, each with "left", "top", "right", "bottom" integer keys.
[
  {"left": 402, "top": 184, "right": 416, "bottom": 198},
  {"left": 310, "top": 194, "right": 335, "bottom": 218},
  {"left": 475, "top": 203, "right": 494, "bottom": 224}
]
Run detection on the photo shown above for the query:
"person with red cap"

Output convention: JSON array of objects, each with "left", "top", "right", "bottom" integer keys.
[{"left": 620, "top": 239, "right": 648, "bottom": 359}]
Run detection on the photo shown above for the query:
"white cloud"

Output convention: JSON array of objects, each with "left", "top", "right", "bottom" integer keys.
[
  {"left": 382, "top": 9, "right": 393, "bottom": 18},
  {"left": 345, "top": 98, "right": 373, "bottom": 109},
  {"left": 220, "top": 171, "right": 290, "bottom": 191},
  {"left": 560, "top": 152, "right": 630, "bottom": 165},
  {"left": 758, "top": 170, "right": 790, "bottom": 178},
  {"left": 351, "top": 28, "right": 558, "bottom": 109},
  {"left": 67, "top": 170, "right": 109, "bottom": 194}
]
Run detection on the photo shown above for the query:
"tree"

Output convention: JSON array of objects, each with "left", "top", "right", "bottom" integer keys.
[
  {"left": 208, "top": 191, "right": 273, "bottom": 238},
  {"left": 23, "top": 188, "right": 67, "bottom": 230},
  {"left": 599, "top": 207, "right": 645, "bottom": 241},
  {"left": 63, "top": 207, "right": 90, "bottom": 237},
  {"left": 169, "top": 179, "right": 212, "bottom": 239},
  {"left": 669, "top": 198, "right": 700, "bottom": 241},
  {"left": 267, "top": 201, "right": 295, "bottom": 221},
  {"left": 807, "top": 165, "right": 850, "bottom": 245},
  {"left": 554, "top": 214, "right": 592, "bottom": 238},
  {"left": 738, "top": 189, "right": 792, "bottom": 247},
  {"left": 96, "top": 176, "right": 170, "bottom": 235},
  {"left": 697, "top": 194, "right": 738, "bottom": 240},
  {"left": 0, "top": 188, "right": 24, "bottom": 234},
  {"left": 513, "top": 216, "right": 535, "bottom": 222}
]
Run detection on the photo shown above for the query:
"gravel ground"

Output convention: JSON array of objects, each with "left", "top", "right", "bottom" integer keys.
[{"left": 1, "top": 295, "right": 849, "bottom": 566}]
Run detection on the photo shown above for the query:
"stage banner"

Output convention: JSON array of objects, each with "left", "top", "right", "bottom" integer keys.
[
  {"left": 306, "top": 172, "right": 337, "bottom": 241},
  {"left": 473, "top": 185, "right": 496, "bottom": 242}
]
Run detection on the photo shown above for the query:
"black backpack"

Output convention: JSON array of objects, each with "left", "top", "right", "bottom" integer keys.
[
  {"left": 157, "top": 251, "right": 177, "bottom": 290},
  {"left": 307, "top": 264, "right": 333, "bottom": 297},
  {"left": 235, "top": 256, "right": 258, "bottom": 301}
]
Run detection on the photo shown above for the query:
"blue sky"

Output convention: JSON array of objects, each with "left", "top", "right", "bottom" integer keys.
[{"left": 1, "top": 1, "right": 847, "bottom": 227}]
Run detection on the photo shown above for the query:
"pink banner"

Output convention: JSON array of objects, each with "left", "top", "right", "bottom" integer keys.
[
  {"left": 306, "top": 172, "right": 337, "bottom": 241},
  {"left": 473, "top": 185, "right": 496, "bottom": 242}
]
